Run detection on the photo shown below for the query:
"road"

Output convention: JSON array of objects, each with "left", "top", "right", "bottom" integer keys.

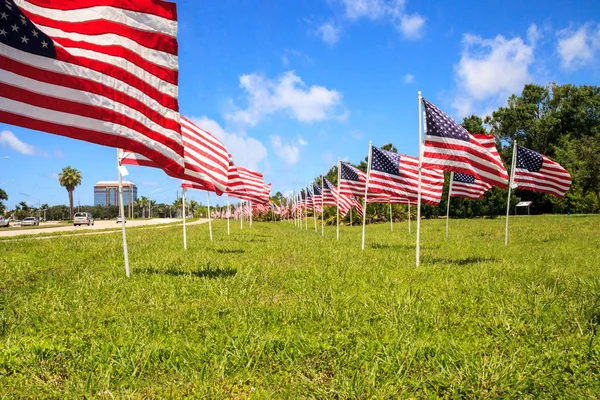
[{"left": 0, "top": 218, "right": 207, "bottom": 238}]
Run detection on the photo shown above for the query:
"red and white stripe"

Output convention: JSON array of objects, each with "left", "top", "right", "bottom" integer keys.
[
  {"left": 396, "top": 155, "right": 445, "bottom": 205},
  {"left": 231, "top": 167, "right": 265, "bottom": 203},
  {"left": 122, "top": 117, "right": 230, "bottom": 194},
  {"left": 2, "top": 0, "right": 184, "bottom": 175}
]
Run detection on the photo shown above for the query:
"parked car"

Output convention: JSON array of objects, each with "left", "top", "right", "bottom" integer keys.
[
  {"left": 13, "top": 220, "right": 22, "bottom": 227},
  {"left": 22, "top": 217, "right": 40, "bottom": 226},
  {"left": 73, "top": 212, "right": 94, "bottom": 226},
  {"left": 0, "top": 217, "right": 9, "bottom": 228},
  {"left": 116, "top": 216, "right": 126, "bottom": 223}
]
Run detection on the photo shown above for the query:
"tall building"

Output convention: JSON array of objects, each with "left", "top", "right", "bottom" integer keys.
[{"left": 94, "top": 181, "right": 137, "bottom": 207}]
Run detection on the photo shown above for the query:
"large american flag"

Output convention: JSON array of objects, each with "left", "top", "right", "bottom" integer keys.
[
  {"left": 322, "top": 177, "right": 338, "bottom": 206},
  {"left": 0, "top": 0, "right": 184, "bottom": 176},
  {"left": 366, "top": 194, "right": 410, "bottom": 204},
  {"left": 421, "top": 98, "right": 508, "bottom": 189},
  {"left": 513, "top": 145, "right": 572, "bottom": 197},
  {"left": 122, "top": 117, "right": 229, "bottom": 194},
  {"left": 226, "top": 155, "right": 246, "bottom": 195},
  {"left": 339, "top": 161, "right": 367, "bottom": 197}
]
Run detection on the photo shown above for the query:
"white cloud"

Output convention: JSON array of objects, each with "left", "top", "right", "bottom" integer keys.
[
  {"left": 187, "top": 116, "right": 267, "bottom": 170},
  {"left": 337, "top": 0, "right": 425, "bottom": 40},
  {"left": 398, "top": 14, "right": 426, "bottom": 39},
  {"left": 557, "top": 23, "right": 600, "bottom": 69},
  {"left": 47, "top": 173, "right": 59, "bottom": 180},
  {"left": 318, "top": 22, "right": 342, "bottom": 45},
  {"left": 270, "top": 135, "right": 301, "bottom": 166},
  {"left": 0, "top": 130, "right": 46, "bottom": 156},
  {"left": 452, "top": 26, "right": 536, "bottom": 116},
  {"left": 227, "top": 71, "right": 345, "bottom": 127},
  {"left": 298, "top": 137, "right": 308, "bottom": 146},
  {"left": 403, "top": 73, "right": 415, "bottom": 84}
]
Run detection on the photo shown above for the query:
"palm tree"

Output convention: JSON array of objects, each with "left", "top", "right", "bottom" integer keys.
[
  {"left": 137, "top": 196, "right": 149, "bottom": 218},
  {"left": 188, "top": 200, "right": 199, "bottom": 218},
  {"left": 58, "top": 166, "right": 82, "bottom": 220}
]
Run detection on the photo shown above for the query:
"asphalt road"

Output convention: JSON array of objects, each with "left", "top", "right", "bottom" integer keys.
[{"left": 0, "top": 218, "right": 197, "bottom": 238}]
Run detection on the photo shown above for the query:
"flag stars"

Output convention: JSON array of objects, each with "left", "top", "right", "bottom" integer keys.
[
  {"left": 5, "top": 0, "right": 12, "bottom": 9},
  {"left": 0, "top": 11, "right": 8, "bottom": 19},
  {"left": 20, "top": 35, "right": 28, "bottom": 44},
  {"left": 41, "top": 40, "right": 48, "bottom": 48},
  {"left": 31, "top": 29, "right": 38, "bottom": 37},
  {"left": 11, "top": 23, "right": 18, "bottom": 32}
]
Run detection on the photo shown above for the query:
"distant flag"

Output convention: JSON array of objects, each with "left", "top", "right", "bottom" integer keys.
[
  {"left": 231, "top": 167, "right": 265, "bottom": 203},
  {"left": 351, "top": 196, "right": 363, "bottom": 218},
  {"left": 421, "top": 99, "right": 508, "bottom": 189},
  {"left": 399, "top": 155, "right": 445, "bottom": 205},
  {"left": 337, "top": 193, "right": 353, "bottom": 217},
  {"left": 368, "top": 146, "right": 407, "bottom": 198},
  {"left": 305, "top": 186, "right": 314, "bottom": 209},
  {"left": 0, "top": 0, "right": 185, "bottom": 176},
  {"left": 312, "top": 183, "right": 324, "bottom": 213},
  {"left": 513, "top": 145, "right": 572, "bottom": 197},
  {"left": 339, "top": 162, "right": 367, "bottom": 197}
]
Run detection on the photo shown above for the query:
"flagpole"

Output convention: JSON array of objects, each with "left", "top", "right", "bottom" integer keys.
[
  {"left": 116, "top": 149, "right": 130, "bottom": 277},
  {"left": 361, "top": 141, "right": 372, "bottom": 251},
  {"left": 182, "top": 187, "right": 187, "bottom": 250},
  {"left": 226, "top": 195, "right": 231, "bottom": 235},
  {"left": 336, "top": 159, "right": 340, "bottom": 241},
  {"left": 446, "top": 172, "right": 454, "bottom": 238},
  {"left": 505, "top": 140, "right": 517, "bottom": 245},
  {"left": 416, "top": 91, "right": 423, "bottom": 267},
  {"left": 408, "top": 199, "right": 411, "bottom": 234},
  {"left": 240, "top": 201, "right": 243, "bottom": 230},
  {"left": 313, "top": 189, "right": 317, "bottom": 233},
  {"left": 389, "top": 201, "right": 393, "bottom": 232},
  {"left": 304, "top": 198, "right": 308, "bottom": 231},
  {"left": 350, "top": 207, "right": 352, "bottom": 226},
  {"left": 206, "top": 192, "right": 213, "bottom": 241},
  {"left": 321, "top": 176, "right": 324, "bottom": 237},
  {"left": 249, "top": 200, "right": 253, "bottom": 228}
]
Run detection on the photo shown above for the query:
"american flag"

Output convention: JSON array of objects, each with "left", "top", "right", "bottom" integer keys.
[
  {"left": 230, "top": 167, "right": 264, "bottom": 203},
  {"left": 322, "top": 177, "right": 338, "bottom": 206},
  {"left": 513, "top": 145, "right": 572, "bottom": 197},
  {"left": 312, "top": 182, "right": 323, "bottom": 212},
  {"left": 226, "top": 155, "right": 246, "bottom": 195},
  {"left": 451, "top": 172, "right": 491, "bottom": 200},
  {"left": 421, "top": 98, "right": 508, "bottom": 189},
  {"left": 299, "top": 189, "right": 306, "bottom": 209},
  {"left": 123, "top": 117, "right": 230, "bottom": 194},
  {"left": 337, "top": 193, "right": 353, "bottom": 217},
  {"left": 305, "top": 186, "right": 314, "bottom": 209},
  {"left": 398, "top": 155, "right": 445, "bottom": 205},
  {"left": 351, "top": 196, "right": 363, "bottom": 217},
  {"left": 368, "top": 146, "right": 407, "bottom": 198},
  {"left": 366, "top": 194, "right": 410, "bottom": 204},
  {"left": 339, "top": 161, "right": 367, "bottom": 197},
  {"left": 0, "top": 0, "right": 184, "bottom": 176}
]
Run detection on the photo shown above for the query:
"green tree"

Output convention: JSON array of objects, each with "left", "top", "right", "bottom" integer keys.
[
  {"left": 58, "top": 166, "right": 82, "bottom": 220},
  {"left": 0, "top": 187, "right": 7, "bottom": 215}
]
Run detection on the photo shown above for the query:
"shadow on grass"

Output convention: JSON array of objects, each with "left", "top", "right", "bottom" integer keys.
[
  {"left": 427, "top": 256, "right": 499, "bottom": 266},
  {"left": 370, "top": 243, "right": 440, "bottom": 250},
  {"left": 139, "top": 266, "right": 237, "bottom": 279},
  {"left": 232, "top": 238, "right": 267, "bottom": 243},
  {"left": 212, "top": 248, "right": 245, "bottom": 254}
]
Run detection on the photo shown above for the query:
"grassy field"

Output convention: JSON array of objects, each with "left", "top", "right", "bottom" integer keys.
[{"left": 1, "top": 215, "right": 599, "bottom": 398}]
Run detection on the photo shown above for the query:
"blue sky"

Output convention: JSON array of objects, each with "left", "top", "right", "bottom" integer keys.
[{"left": 1, "top": 0, "right": 600, "bottom": 209}]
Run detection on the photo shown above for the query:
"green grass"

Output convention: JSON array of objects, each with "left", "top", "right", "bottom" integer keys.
[{"left": 1, "top": 216, "right": 599, "bottom": 398}]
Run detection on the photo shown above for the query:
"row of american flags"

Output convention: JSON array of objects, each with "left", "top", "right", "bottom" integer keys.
[{"left": 0, "top": 1, "right": 572, "bottom": 271}]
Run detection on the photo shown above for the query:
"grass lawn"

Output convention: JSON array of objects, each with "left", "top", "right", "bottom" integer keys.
[{"left": 1, "top": 215, "right": 599, "bottom": 398}]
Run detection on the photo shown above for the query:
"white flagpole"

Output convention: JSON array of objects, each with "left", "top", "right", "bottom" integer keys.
[
  {"left": 361, "top": 141, "right": 373, "bottom": 251},
  {"left": 304, "top": 198, "right": 308, "bottom": 231},
  {"left": 249, "top": 200, "right": 253, "bottom": 228},
  {"left": 207, "top": 192, "right": 213, "bottom": 241},
  {"left": 116, "top": 149, "right": 130, "bottom": 277},
  {"left": 416, "top": 91, "right": 423, "bottom": 267},
  {"left": 389, "top": 202, "right": 393, "bottom": 232},
  {"left": 240, "top": 201, "right": 243, "bottom": 230},
  {"left": 321, "top": 176, "right": 324, "bottom": 237},
  {"left": 336, "top": 159, "right": 341, "bottom": 241},
  {"left": 446, "top": 172, "right": 454, "bottom": 238},
  {"left": 505, "top": 140, "right": 517, "bottom": 245},
  {"left": 182, "top": 187, "right": 187, "bottom": 250},
  {"left": 350, "top": 207, "right": 352, "bottom": 226},
  {"left": 226, "top": 195, "right": 231, "bottom": 235},
  {"left": 408, "top": 199, "right": 411, "bottom": 234},
  {"left": 313, "top": 190, "right": 317, "bottom": 233}
]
